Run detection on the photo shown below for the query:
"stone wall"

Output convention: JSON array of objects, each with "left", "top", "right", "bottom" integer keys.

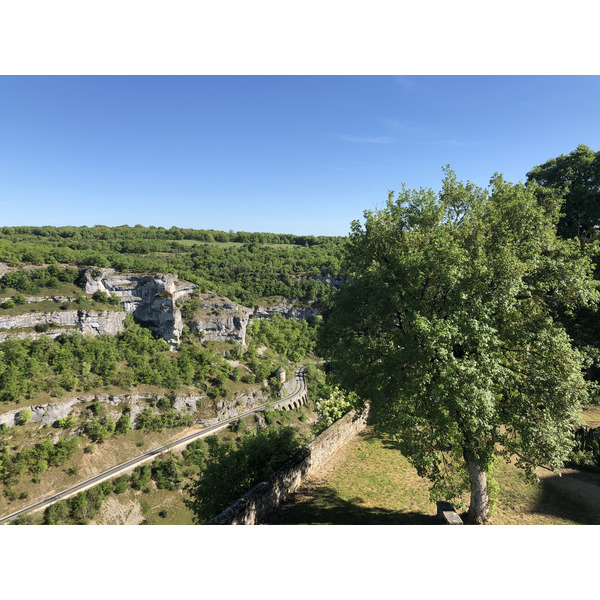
[{"left": 209, "top": 407, "right": 368, "bottom": 525}]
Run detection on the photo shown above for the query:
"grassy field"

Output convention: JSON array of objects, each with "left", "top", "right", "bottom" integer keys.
[{"left": 267, "top": 426, "right": 600, "bottom": 525}]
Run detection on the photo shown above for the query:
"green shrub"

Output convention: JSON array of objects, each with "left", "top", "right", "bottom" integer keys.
[
  {"left": 182, "top": 439, "right": 207, "bottom": 468},
  {"left": 17, "top": 409, "right": 33, "bottom": 426},
  {"left": 115, "top": 413, "right": 131, "bottom": 434},
  {"left": 56, "top": 414, "right": 76, "bottom": 429},
  {"left": 130, "top": 464, "right": 152, "bottom": 490},
  {"left": 112, "top": 474, "right": 130, "bottom": 494},
  {"left": 151, "top": 454, "right": 183, "bottom": 491}
]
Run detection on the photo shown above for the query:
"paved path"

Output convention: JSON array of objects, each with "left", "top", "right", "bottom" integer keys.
[{"left": 0, "top": 367, "right": 306, "bottom": 524}]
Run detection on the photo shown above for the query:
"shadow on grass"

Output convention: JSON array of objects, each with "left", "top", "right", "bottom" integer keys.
[
  {"left": 265, "top": 486, "right": 438, "bottom": 525},
  {"left": 532, "top": 472, "right": 600, "bottom": 525}
]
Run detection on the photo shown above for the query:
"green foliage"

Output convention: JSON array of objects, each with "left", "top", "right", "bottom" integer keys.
[
  {"left": 56, "top": 414, "right": 76, "bottom": 429},
  {"left": 314, "top": 387, "right": 355, "bottom": 434},
  {"left": 89, "top": 400, "right": 102, "bottom": 415},
  {"left": 112, "top": 474, "right": 130, "bottom": 494},
  {"left": 248, "top": 313, "right": 318, "bottom": 363},
  {"left": 185, "top": 425, "right": 306, "bottom": 524},
  {"left": 151, "top": 453, "right": 184, "bottom": 491},
  {"left": 566, "top": 428, "right": 600, "bottom": 472},
  {"left": 42, "top": 475, "right": 129, "bottom": 524},
  {"left": 135, "top": 407, "right": 193, "bottom": 431},
  {"left": 527, "top": 145, "right": 600, "bottom": 382},
  {"left": 182, "top": 439, "right": 208, "bottom": 468},
  {"left": 0, "top": 265, "right": 81, "bottom": 295},
  {"left": 527, "top": 144, "right": 600, "bottom": 240},
  {"left": 84, "top": 417, "right": 115, "bottom": 443},
  {"left": 0, "top": 225, "right": 343, "bottom": 306},
  {"left": 0, "top": 318, "right": 228, "bottom": 404},
  {"left": 17, "top": 408, "right": 32, "bottom": 426},
  {"left": 321, "top": 169, "right": 599, "bottom": 521},
  {"left": 0, "top": 435, "right": 79, "bottom": 485},
  {"left": 130, "top": 464, "right": 152, "bottom": 490},
  {"left": 115, "top": 412, "right": 131, "bottom": 434}
]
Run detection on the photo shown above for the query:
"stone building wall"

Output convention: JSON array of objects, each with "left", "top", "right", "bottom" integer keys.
[{"left": 209, "top": 407, "right": 368, "bottom": 525}]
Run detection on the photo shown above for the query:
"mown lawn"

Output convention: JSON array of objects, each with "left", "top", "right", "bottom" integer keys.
[{"left": 267, "top": 427, "right": 600, "bottom": 525}]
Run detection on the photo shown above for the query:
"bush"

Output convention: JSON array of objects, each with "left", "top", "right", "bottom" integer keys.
[
  {"left": 182, "top": 439, "right": 208, "bottom": 468},
  {"left": 56, "top": 414, "right": 76, "bottom": 429},
  {"left": 115, "top": 413, "right": 131, "bottom": 434},
  {"left": 151, "top": 454, "right": 183, "bottom": 491},
  {"left": 112, "top": 474, "right": 130, "bottom": 494},
  {"left": 44, "top": 500, "right": 70, "bottom": 524},
  {"left": 130, "top": 464, "right": 152, "bottom": 490},
  {"left": 17, "top": 409, "right": 33, "bottom": 426},
  {"left": 89, "top": 400, "right": 102, "bottom": 415}
]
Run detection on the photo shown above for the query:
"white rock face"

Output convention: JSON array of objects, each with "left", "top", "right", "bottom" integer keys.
[
  {"left": 84, "top": 269, "right": 197, "bottom": 348},
  {"left": 187, "top": 294, "right": 253, "bottom": 344},
  {"left": 0, "top": 310, "right": 127, "bottom": 343},
  {"left": 252, "top": 298, "right": 320, "bottom": 321},
  {"left": 186, "top": 294, "right": 321, "bottom": 346}
]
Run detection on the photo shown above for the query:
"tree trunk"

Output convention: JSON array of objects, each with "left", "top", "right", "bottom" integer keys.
[{"left": 466, "top": 459, "right": 491, "bottom": 524}]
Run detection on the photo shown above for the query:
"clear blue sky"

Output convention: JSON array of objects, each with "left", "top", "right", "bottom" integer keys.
[{"left": 1, "top": 75, "right": 599, "bottom": 237}]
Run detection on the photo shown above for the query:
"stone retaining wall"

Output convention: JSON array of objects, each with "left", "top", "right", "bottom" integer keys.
[{"left": 209, "top": 407, "right": 368, "bottom": 525}]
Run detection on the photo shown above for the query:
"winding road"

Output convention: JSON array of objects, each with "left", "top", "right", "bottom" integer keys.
[{"left": 0, "top": 367, "right": 307, "bottom": 525}]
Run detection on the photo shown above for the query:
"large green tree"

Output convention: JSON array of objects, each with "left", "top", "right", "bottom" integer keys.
[
  {"left": 527, "top": 145, "right": 600, "bottom": 377},
  {"left": 321, "top": 170, "right": 599, "bottom": 523},
  {"left": 527, "top": 144, "right": 600, "bottom": 240}
]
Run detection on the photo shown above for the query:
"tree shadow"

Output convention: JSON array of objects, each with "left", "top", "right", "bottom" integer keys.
[
  {"left": 531, "top": 471, "right": 600, "bottom": 525},
  {"left": 264, "top": 485, "right": 438, "bottom": 525}
]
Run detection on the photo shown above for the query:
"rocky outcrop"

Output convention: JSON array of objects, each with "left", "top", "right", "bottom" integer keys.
[
  {"left": 252, "top": 297, "right": 320, "bottom": 321},
  {"left": 84, "top": 269, "right": 196, "bottom": 348},
  {"left": 185, "top": 294, "right": 320, "bottom": 346},
  {"left": 0, "top": 386, "right": 270, "bottom": 430},
  {"left": 187, "top": 294, "right": 252, "bottom": 344},
  {"left": 0, "top": 310, "right": 127, "bottom": 343}
]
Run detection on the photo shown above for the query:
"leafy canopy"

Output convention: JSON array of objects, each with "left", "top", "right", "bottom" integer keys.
[
  {"left": 321, "top": 169, "right": 599, "bottom": 505},
  {"left": 527, "top": 144, "right": 600, "bottom": 240}
]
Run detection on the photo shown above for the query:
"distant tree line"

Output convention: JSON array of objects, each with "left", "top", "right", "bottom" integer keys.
[{"left": 0, "top": 226, "right": 345, "bottom": 306}]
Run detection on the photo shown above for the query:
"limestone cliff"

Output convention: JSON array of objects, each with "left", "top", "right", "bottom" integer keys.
[
  {"left": 186, "top": 293, "right": 252, "bottom": 344},
  {"left": 0, "top": 310, "right": 127, "bottom": 343},
  {"left": 185, "top": 294, "right": 320, "bottom": 346},
  {"left": 84, "top": 269, "right": 196, "bottom": 347}
]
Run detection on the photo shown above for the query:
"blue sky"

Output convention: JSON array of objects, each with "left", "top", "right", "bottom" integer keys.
[{"left": 1, "top": 75, "right": 599, "bottom": 237}]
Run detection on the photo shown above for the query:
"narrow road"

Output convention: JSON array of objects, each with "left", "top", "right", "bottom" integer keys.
[{"left": 0, "top": 367, "right": 307, "bottom": 525}]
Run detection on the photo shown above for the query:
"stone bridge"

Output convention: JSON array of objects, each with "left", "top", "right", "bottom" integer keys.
[{"left": 272, "top": 367, "right": 308, "bottom": 411}]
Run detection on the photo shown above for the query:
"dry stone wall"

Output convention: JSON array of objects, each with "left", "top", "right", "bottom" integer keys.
[{"left": 209, "top": 407, "right": 368, "bottom": 525}]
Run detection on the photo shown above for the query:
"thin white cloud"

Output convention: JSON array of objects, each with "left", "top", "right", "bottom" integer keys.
[
  {"left": 339, "top": 135, "right": 395, "bottom": 144},
  {"left": 394, "top": 76, "right": 417, "bottom": 90}
]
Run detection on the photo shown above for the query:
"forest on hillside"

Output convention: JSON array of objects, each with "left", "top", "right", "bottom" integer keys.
[{"left": 0, "top": 226, "right": 345, "bottom": 306}]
